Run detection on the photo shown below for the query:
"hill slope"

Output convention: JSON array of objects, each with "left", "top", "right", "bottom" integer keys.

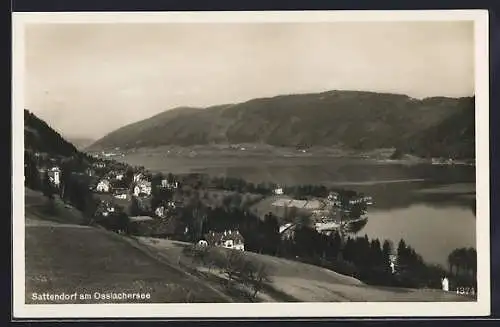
[
  {"left": 24, "top": 109, "right": 79, "bottom": 157},
  {"left": 89, "top": 91, "right": 475, "bottom": 159},
  {"left": 25, "top": 188, "right": 229, "bottom": 304},
  {"left": 137, "top": 236, "right": 474, "bottom": 303}
]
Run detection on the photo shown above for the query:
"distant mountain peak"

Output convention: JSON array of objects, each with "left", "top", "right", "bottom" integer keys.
[{"left": 88, "top": 90, "right": 474, "bottom": 159}]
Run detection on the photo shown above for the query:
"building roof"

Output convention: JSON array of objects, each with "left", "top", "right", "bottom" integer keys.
[
  {"left": 279, "top": 223, "right": 294, "bottom": 234},
  {"left": 204, "top": 230, "right": 244, "bottom": 245}
]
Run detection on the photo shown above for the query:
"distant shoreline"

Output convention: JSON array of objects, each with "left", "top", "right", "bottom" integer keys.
[{"left": 87, "top": 144, "right": 475, "bottom": 167}]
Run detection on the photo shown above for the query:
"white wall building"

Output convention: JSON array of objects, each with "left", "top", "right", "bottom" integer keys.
[
  {"left": 133, "top": 181, "right": 152, "bottom": 196},
  {"left": 274, "top": 187, "right": 284, "bottom": 195},
  {"left": 96, "top": 179, "right": 111, "bottom": 193},
  {"left": 47, "top": 167, "right": 61, "bottom": 187}
]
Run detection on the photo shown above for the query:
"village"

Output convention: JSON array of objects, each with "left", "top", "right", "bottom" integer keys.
[
  {"left": 26, "top": 149, "right": 378, "bottom": 255},
  {"left": 24, "top": 147, "right": 479, "bottom": 296}
]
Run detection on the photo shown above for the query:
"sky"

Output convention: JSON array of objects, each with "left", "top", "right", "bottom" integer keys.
[{"left": 24, "top": 21, "right": 475, "bottom": 140}]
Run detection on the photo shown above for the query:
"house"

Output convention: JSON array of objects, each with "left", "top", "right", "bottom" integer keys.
[
  {"left": 154, "top": 201, "right": 176, "bottom": 218},
  {"left": 327, "top": 192, "right": 339, "bottom": 201},
  {"left": 279, "top": 223, "right": 296, "bottom": 240},
  {"left": 279, "top": 223, "right": 294, "bottom": 234},
  {"left": 47, "top": 166, "right": 61, "bottom": 187},
  {"left": 363, "top": 196, "right": 374, "bottom": 205},
  {"left": 197, "top": 240, "right": 208, "bottom": 247},
  {"left": 349, "top": 198, "right": 364, "bottom": 205},
  {"left": 85, "top": 167, "right": 95, "bottom": 177},
  {"left": 113, "top": 188, "right": 128, "bottom": 199},
  {"left": 96, "top": 179, "right": 111, "bottom": 193},
  {"left": 116, "top": 173, "right": 124, "bottom": 181},
  {"left": 93, "top": 161, "right": 106, "bottom": 169},
  {"left": 95, "top": 200, "right": 116, "bottom": 217},
  {"left": 133, "top": 172, "right": 144, "bottom": 183},
  {"left": 114, "top": 193, "right": 127, "bottom": 200},
  {"left": 133, "top": 181, "right": 152, "bottom": 197},
  {"left": 161, "top": 179, "right": 179, "bottom": 189},
  {"left": 155, "top": 206, "right": 166, "bottom": 218},
  {"left": 274, "top": 187, "right": 284, "bottom": 195},
  {"left": 205, "top": 230, "right": 245, "bottom": 251},
  {"left": 314, "top": 221, "right": 340, "bottom": 234}
]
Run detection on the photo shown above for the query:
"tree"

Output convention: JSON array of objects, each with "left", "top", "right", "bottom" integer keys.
[
  {"left": 283, "top": 205, "right": 296, "bottom": 223},
  {"left": 151, "top": 172, "right": 164, "bottom": 195},
  {"left": 229, "top": 193, "right": 243, "bottom": 210},
  {"left": 185, "top": 191, "right": 207, "bottom": 242},
  {"left": 263, "top": 212, "right": 280, "bottom": 255},
  {"left": 382, "top": 240, "right": 394, "bottom": 270},
  {"left": 129, "top": 196, "right": 141, "bottom": 216},
  {"left": 123, "top": 167, "right": 134, "bottom": 185},
  {"left": 245, "top": 263, "right": 271, "bottom": 300},
  {"left": 41, "top": 172, "right": 55, "bottom": 200},
  {"left": 223, "top": 250, "right": 245, "bottom": 283},
  {"left": 115, "top": 209, "right": 130, "bottom": 234},
  {"left": 465, "top": 247, "right": 477, "bottom": 278},
  {"left": 24, "top": 151, "right": 41, "bottom": 190}
]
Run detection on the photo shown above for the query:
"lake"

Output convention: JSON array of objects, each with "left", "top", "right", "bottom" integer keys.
[{"left": 118, "top": 152, "right": 476, "bottom": 268}]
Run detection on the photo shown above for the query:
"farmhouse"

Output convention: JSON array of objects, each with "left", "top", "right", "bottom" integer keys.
[
  {"left": 161, "top": 179, "right": 179, "bottom": 189},
  {"left": 133, "top": 181, "right": 152, "bottom": 197},
  {"left": 96, "top": 179, "right": 111, "bottom": 193},
  {"left": 95, "top": 200, "right": 116, "bottom": 217},
  {"left": 155, "top": 206, "right": 166, "bottom": 218},
  {"left": 47, "top": 166, "right": 61, "bottom": 187},
  {"left": 133, "top": 172, "right": 144, "bottom": 183},
  {"left": 114, "top": 193, "right": 128, "bottom": 200},
  {"left": 274, "top": 187, "right": 284, "bottom": 195},
  {"left": 205, "top": 230, "right": 245, "bottom": 251},
  {"left": 154, "top": 201, "right": 176, "bottom": 218},
  {"left": 279, "top": 223, "right": 296, "bottom": 240},
  {"left": 93, "top": 161, "right": 106, "bottom": 169}
]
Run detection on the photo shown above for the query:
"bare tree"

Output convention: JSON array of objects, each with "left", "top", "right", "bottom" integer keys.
[{"left": 245, "top": 263, "right": 271, "bottom": 300}]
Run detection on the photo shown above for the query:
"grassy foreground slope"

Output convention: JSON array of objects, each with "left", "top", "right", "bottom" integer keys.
[
  {"left": 136, "top": 237, "right": 475, "bottom": 302},
  {"left": 24, "top": 188, "right": 228, "bottom": 304}
]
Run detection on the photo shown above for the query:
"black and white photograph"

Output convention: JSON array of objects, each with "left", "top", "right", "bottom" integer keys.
[{"left": 12, "top": 10, "right": 490, "bottom": 318}]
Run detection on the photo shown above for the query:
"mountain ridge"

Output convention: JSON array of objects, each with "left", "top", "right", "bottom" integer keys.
[
  {"left": 88, "top": 90, "right": 475, "bottom": 159},
  {"left": 24, "top": 109, "right": 80, "bottom": 157}
]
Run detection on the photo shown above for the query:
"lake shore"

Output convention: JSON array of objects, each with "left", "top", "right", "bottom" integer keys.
[{"left": 89, "top": 144, "right": 475, "bottom": 167}]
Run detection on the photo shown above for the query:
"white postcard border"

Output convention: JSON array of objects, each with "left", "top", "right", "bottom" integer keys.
[{"left": 12, "top": 10, "right": 490, "bottom": 318}]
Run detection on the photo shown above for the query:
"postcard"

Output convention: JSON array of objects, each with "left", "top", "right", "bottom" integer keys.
[{"left": 12, "top": 10, "right": 490, "bottom": 318}]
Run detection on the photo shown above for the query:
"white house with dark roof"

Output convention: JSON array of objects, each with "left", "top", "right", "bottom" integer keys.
[
  {"left": 47, "top": 166, "right": 61, "bottom": 187},
  {"left": 133, "top": 180, "right": 152, "bottom": 197},
  {"left": 96, "top": 179, "right": 111, "bottom": 193},
  {"left": 205, "top": 230, "right": 245, "bottom": 251}
]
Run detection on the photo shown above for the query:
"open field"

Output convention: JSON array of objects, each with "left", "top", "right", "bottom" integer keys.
[
  {"left": 136, "top": 237, "right": 475, "bottom": 302},
  {"left": 250, "top": 195, "right": 312, "bottom": 221},
  {"left": 24, "top": 188, "right": 228, "bottom": 304}
]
